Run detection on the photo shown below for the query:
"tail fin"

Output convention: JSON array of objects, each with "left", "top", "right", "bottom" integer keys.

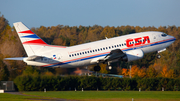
[{"left": 13, "top": 22, "right": 48, "bottom": 56}]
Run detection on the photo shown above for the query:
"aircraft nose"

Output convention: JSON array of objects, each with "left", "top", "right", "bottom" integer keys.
[
  {"left": 173, "top": 36, "right": 176, "bottom": 40},
  {"left": 170, "top": 35, "right": 176, "bottom": 41}
]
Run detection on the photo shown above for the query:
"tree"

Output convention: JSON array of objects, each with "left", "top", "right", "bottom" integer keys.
[
  {"left": 99, "top": 63, "right": 109, "bottom": 74},
  {"left": 0, "top": 14, "right": 9, "bottom": 34},
  {"left": 146, "top": 66, "right": 157, "bottom": 77},
  {"left": 161, "top": 65, "right": 175, "bottom": 78},
  {"left": 0, "top": 59, "right": 9, "bottom": 81},
  {"left": 138, "top": 68, "right": 146, "bottom": 78},
  {"left": 22, "top": 66, "right": 39, "bottom": 76},
  {"left": 131, "top": 65, "right": 139, "bottom": 78},
  {"left": 122, "top": 68, "right": 129, "bottom": 77}
]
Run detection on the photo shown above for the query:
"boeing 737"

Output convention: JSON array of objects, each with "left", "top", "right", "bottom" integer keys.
[{"left": 5, "top": 22, "right": 176, "bottom": 71}]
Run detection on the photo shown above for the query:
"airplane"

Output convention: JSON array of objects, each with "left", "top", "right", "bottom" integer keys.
[{"left": 4, "top": 22, "right": 176, "bottom": 71}]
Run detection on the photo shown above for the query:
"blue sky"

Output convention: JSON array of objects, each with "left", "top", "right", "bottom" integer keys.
[{"left": 0, "top": 0, "right": 180, "bottom": 28}]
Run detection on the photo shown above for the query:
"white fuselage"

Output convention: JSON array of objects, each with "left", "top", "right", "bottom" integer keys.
[{"left": 24, "top": 31, "right": 176, "bottom": 68}]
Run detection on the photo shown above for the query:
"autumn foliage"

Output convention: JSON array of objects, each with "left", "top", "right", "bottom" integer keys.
[
  {"left": 121, "top": 64, "right": 176, "bottom": 78},
  {"left": 0, "top": 14, "right": 180, "bottom": 80}
]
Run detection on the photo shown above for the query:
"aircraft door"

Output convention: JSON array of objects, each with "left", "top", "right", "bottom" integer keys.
[
  {"left": 58, "top": 54, "right": 62, "bottom": 61},
  {"left": 152, "top": 33, "right": 160, "bottom": 42}
]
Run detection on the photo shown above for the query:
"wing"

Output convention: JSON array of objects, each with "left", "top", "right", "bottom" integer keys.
[
  {"left": 92, "top": 49, "right": 126, "bottom": 64},
  {"left": 103, "top": 49, "right": 126, "bottom": 62}
]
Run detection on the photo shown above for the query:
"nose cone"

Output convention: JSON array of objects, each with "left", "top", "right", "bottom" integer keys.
[
  {"left": 169, "top": 35, "right": 176, "bottom": 42},
  {"left": 172, "top": 36, "right": 176, "bottom": 42}
]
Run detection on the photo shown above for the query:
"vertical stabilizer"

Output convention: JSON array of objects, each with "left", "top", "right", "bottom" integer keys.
[{"left": 13, "top": 22, "right": 48, "bottom": 56}]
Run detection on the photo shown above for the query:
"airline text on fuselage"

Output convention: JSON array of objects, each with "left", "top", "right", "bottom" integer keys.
[{"left": 126, "top": 36, "right": 150, "bottom": 47}]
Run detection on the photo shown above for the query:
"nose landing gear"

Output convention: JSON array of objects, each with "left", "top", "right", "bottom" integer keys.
[{"left": 156, "top": 54, "right": 161, "bottom": 59}]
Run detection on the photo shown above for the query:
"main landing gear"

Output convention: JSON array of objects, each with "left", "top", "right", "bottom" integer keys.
[
  {"left": 93, "top": 65, "right": 101, "bottom": 71},
  {"left": 93, "top": 62, "right": 113, "bottom": 72},
  {"left": 106, "top": 62, "right": 112, "bottom": 71}
]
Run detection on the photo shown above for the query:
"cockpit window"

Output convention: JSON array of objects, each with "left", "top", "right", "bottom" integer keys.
[{"left": 161, "top": 33, "right": 167, "bottom": 37}]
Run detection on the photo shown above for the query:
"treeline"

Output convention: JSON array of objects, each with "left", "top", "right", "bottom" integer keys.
[
  {"left": 0, "top": 13, "right": 180, "bottom": 80},
  {"left": 14, "top": 75, "right": 180, "bottom": 91}
]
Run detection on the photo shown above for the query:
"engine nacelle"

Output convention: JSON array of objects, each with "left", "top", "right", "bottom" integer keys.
[{"left": 122, "top": 49, "right": 144, "bottom": 62}]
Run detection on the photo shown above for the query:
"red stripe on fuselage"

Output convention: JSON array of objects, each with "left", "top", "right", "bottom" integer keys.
[
  {"left": 41, "top": 38, "right": 175, "bottom": 67},
  {"left": 122, "top": 38, "right": 174, "bottom": 50},
  {"left": 41, "top": 51, "right": 110, "bottom": 67}
]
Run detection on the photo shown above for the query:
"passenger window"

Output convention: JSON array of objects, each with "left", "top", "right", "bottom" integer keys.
[
  {"left": 103, "top": 48, "right": 105, "bottom": 50},
  {"left": 106, "top": 47, "right": 108, "bottom": 49},
  {"left": 122, "top": 44, "right": 123, "bottom": 46},
  {"left": 80, "top": 53, "right": 82, "bottom": 55},
  {"left": 98, "top": 49, "right": 100, "bottom": 51},
  {"left": 87, "top": 51, "right": 89, "bottom": 53},
  {"left": 117, "top": 45, "right": 119, "bottom": 47},
  {"left": 112, "top": 46, "right": 114, "bottom": 48},
  {"left": 124, "top": 43, "right": 126, "bottom": 46},
  {"left": 100, "top": 48, "right": 102, "bottom": 51},
  {"left": 90, "top": 50, "right": 92, "bottom": 53},
  {"left": 77, "top": 53, "right": 79, "bottom": 55},
  {"left": 72, "top": 54, "right": 74, "bottom": 56},
  {"left": 114, "top": 45, "right": 116, "bottom": 48},
  {"left": 119, "top": 44, "right": 121, "bottom": 47},
  {"left": 74, "top": 54, "right": 76, "bottom": 56},
  {"left": 109, "top": 46, "right": 111, "bottom": 49},
  {"left": 95, "top": 49, "right": 97, "bottom": 52},
  {"left": 93, "top": 50, "right": 95, "bottom": 52},
  {"left": 69, "top": 55, "right": 71, "bottom": 57},
  {"left": 85, "top": 51, "right": 87, "bottom": 54},
  {"left": 82, "top": 52, "right": 84, "bottom": 54}
]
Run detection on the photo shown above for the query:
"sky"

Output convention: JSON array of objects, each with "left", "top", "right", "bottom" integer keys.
[{"left": 0, "top": 0, "right": 180, "bottom": 28}]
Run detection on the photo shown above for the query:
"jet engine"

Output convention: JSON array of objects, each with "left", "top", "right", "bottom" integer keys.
[{"left": 122, "top": 49, "right": 144, "bottom": 62}]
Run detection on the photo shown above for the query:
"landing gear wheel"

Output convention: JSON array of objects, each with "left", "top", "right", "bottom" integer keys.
[
  {"left": 106, "top": 65, "right": 112, "bottom": 71},
  {"left": 106, "top": 62, "right": 112, "bottom": 71},
  {"left": 94, "top": 65, "right": 101, "bottom": 71},
  {"left": 156, "top": 54, "right": 161, "bottom": 59}
]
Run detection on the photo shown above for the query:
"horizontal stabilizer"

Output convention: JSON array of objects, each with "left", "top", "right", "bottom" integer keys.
[
  {"left": 26, "top": 55, "right": 43, "bottom": 61},
  {"left": 4, "top": 57, "right": 26, "bottom": 60},
  {"left": 4, "top": 55, "right": 43, "bottom": 61}
]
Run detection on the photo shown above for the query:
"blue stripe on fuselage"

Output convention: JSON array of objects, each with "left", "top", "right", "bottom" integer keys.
[{"left": 46, "top": 38, "right": 176, "bottom": 67}]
